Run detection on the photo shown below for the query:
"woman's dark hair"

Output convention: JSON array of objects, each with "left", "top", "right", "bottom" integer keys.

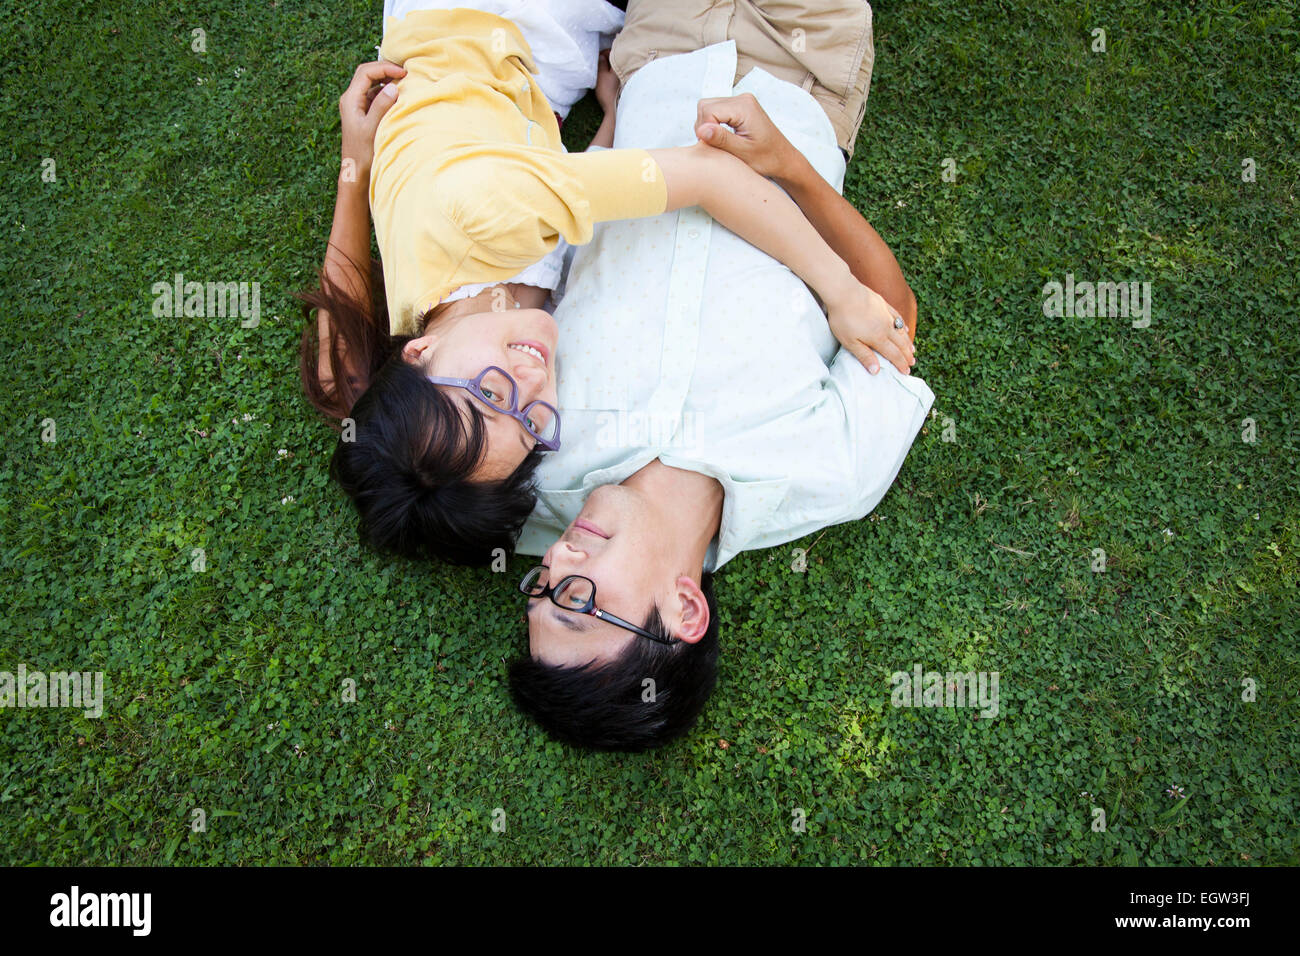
[
  {"left": 508, "top": 572, "right": 720, "bottom": 751},
  {"left": 332, "top": 359, "right": 542, "bottom": 564},
  {"left": 297, "top": 253, "right": 541, "bottom": 565}
]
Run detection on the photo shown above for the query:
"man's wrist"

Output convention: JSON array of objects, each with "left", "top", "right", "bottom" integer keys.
[
  {"left": 772, "top": 149, "right": 819, "bottom": 197},
  {"left": 589, "top": 111, "right": 616, "bottom": 149}
]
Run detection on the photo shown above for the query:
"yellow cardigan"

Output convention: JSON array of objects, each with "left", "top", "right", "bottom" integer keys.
[{"left": 370, "top": 8, "right": 668, "bottom": 335}]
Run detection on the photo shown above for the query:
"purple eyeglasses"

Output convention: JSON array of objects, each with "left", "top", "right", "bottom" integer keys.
[{"left": 427, "top": 366, "right": 561, "bottom": 451}]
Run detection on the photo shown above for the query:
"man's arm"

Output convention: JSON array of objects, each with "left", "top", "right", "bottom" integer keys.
[
  {"left": 696, "top": 93, "right": 918, "bottom": 341},
  {"left": 645, "top": 141, "right": 914, "bottom": 375},
  {"left": 779, "top": 168, "right": 917, "bottom": 341},
  {"left": 588, "top": 50, "right": 618, "bottom": 149}
]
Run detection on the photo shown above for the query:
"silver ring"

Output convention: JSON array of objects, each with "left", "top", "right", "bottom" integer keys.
[{"left": 893, "top": 314, "right": 905, "bottom": 330}]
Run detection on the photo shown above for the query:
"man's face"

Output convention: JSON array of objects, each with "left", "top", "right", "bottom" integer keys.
[{"left": 526, "top": 484, "right": 674, "bottom": 667}]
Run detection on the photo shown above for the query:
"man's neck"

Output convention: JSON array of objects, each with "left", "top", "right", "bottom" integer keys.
[{"left": 621, "top": 459, "right": 723, "bottom": 580}]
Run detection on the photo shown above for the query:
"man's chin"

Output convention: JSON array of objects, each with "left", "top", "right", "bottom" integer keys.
[{"left": 580, "top": 483, "right": 632, "bottom": 526}]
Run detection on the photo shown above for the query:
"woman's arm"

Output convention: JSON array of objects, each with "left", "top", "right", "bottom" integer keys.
[
  {"left": 315, "top": 61, "right": 406, "bottom": 393},
  {"left": 695, "top": 93, "right": 917, "bottom": 338},
  {"left": 316, "top": 180, "right": 372, "bottom": 395},
  {"left": 649, "top": 143, "right": 849, "bottom": 304},
  {"left": 648, "top": 141, "right": 915, "bottom": 375}
]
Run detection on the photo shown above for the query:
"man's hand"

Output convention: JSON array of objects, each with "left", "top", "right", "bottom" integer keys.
[
  {"left": 595, "top": 50, "right": 619, "bottom": 116},
  {"left": 694, "top": 92, "right": 806, "bottom": 182},
  {"left": 825, "top": 276, "right": 917, "bottom": 376},
  {"left": 339, "top": 61, "right": 407, "bottom": 179},
  {"left": 588, "top": 50, "right": 619, "bottom": 149}
]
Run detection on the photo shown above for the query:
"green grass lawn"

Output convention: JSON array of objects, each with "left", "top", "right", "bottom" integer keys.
[{"left": 1, "top": 0, "right": 1296, "bottom": 865}]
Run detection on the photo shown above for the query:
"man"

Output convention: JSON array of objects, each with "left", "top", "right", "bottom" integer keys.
[{"left": 509, "top": 0, "right": 935, "bottom": 751}]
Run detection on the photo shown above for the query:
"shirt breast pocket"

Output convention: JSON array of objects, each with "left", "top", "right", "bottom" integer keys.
[
  {"left": 555, "top": 312, "right": 638, "bottom": 413},
  {"left": 558, "top": 376, "right": 634, "bottom": 413}
]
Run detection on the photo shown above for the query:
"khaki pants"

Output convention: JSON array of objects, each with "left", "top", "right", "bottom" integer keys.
[{"left": 610, "top": 0, "right": 874, "bottom": 156}]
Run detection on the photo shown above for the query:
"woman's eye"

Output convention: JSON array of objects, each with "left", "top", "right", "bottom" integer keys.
[
  {"left": 524, "top": 416, "right": 539, "bottom": 433},
  {"left": 481, "top": 388, "right": 506, "bottom": 406}
]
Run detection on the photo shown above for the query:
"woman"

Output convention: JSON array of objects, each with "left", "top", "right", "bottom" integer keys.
[{"left": 299, "top": 1, "right": 913, "bottom": 566}]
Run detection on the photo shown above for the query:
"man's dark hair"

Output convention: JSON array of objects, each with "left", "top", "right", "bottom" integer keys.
[
  {"left": 508, "top": 572, "right": 719, "bottom": 751},
  {"left": 331, "top": 359, "right": 543, "bottom": 566}
]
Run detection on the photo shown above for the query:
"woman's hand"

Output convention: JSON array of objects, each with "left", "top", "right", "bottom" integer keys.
[
  {"left": 825, "top": 276, "right": 917, "bottom": 376},
  {"left": 339, "top": 60, "right": 407, "bottom": 179},
  {"left": 694, "top": 92, "right": 806, "bottom": 183}
]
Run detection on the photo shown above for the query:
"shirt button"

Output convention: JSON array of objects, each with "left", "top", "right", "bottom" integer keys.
[{"left": 687, "top": 229, "right": 700, "bottom": 239}]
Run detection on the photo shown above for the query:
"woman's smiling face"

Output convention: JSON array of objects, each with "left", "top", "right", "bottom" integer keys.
[{"left": 401, "top": 306, "right": 560, "bottom": 479}]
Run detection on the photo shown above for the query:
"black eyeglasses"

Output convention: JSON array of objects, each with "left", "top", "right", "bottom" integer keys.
[
  {"left": 427, "top": 366, "right": 561, "bottom": 451},
  {"left": 519, "top": 566, "right": 679, "bottom": 646}
]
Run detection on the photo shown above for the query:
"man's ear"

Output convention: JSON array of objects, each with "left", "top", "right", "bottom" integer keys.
[{"left": 672, "top": 574, "right": 710, "bottom": 644}]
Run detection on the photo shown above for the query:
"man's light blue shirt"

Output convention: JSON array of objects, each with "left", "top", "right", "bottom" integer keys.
[{"left": 517, "top": 41, "right": 935, "bottom": 570}]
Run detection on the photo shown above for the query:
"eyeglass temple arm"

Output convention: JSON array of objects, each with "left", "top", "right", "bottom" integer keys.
[{"left": 592, "top": 608, "right": 676, "bottom": 645}]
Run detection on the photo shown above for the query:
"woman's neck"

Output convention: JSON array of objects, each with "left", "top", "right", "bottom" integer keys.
[{"left": 422, "top": 283, "right": 549, "bottom": 330}]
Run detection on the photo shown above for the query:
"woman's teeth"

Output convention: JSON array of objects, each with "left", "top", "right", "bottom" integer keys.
[{"left": 508, "top": 343, "right": 545, "bottom": 362}]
